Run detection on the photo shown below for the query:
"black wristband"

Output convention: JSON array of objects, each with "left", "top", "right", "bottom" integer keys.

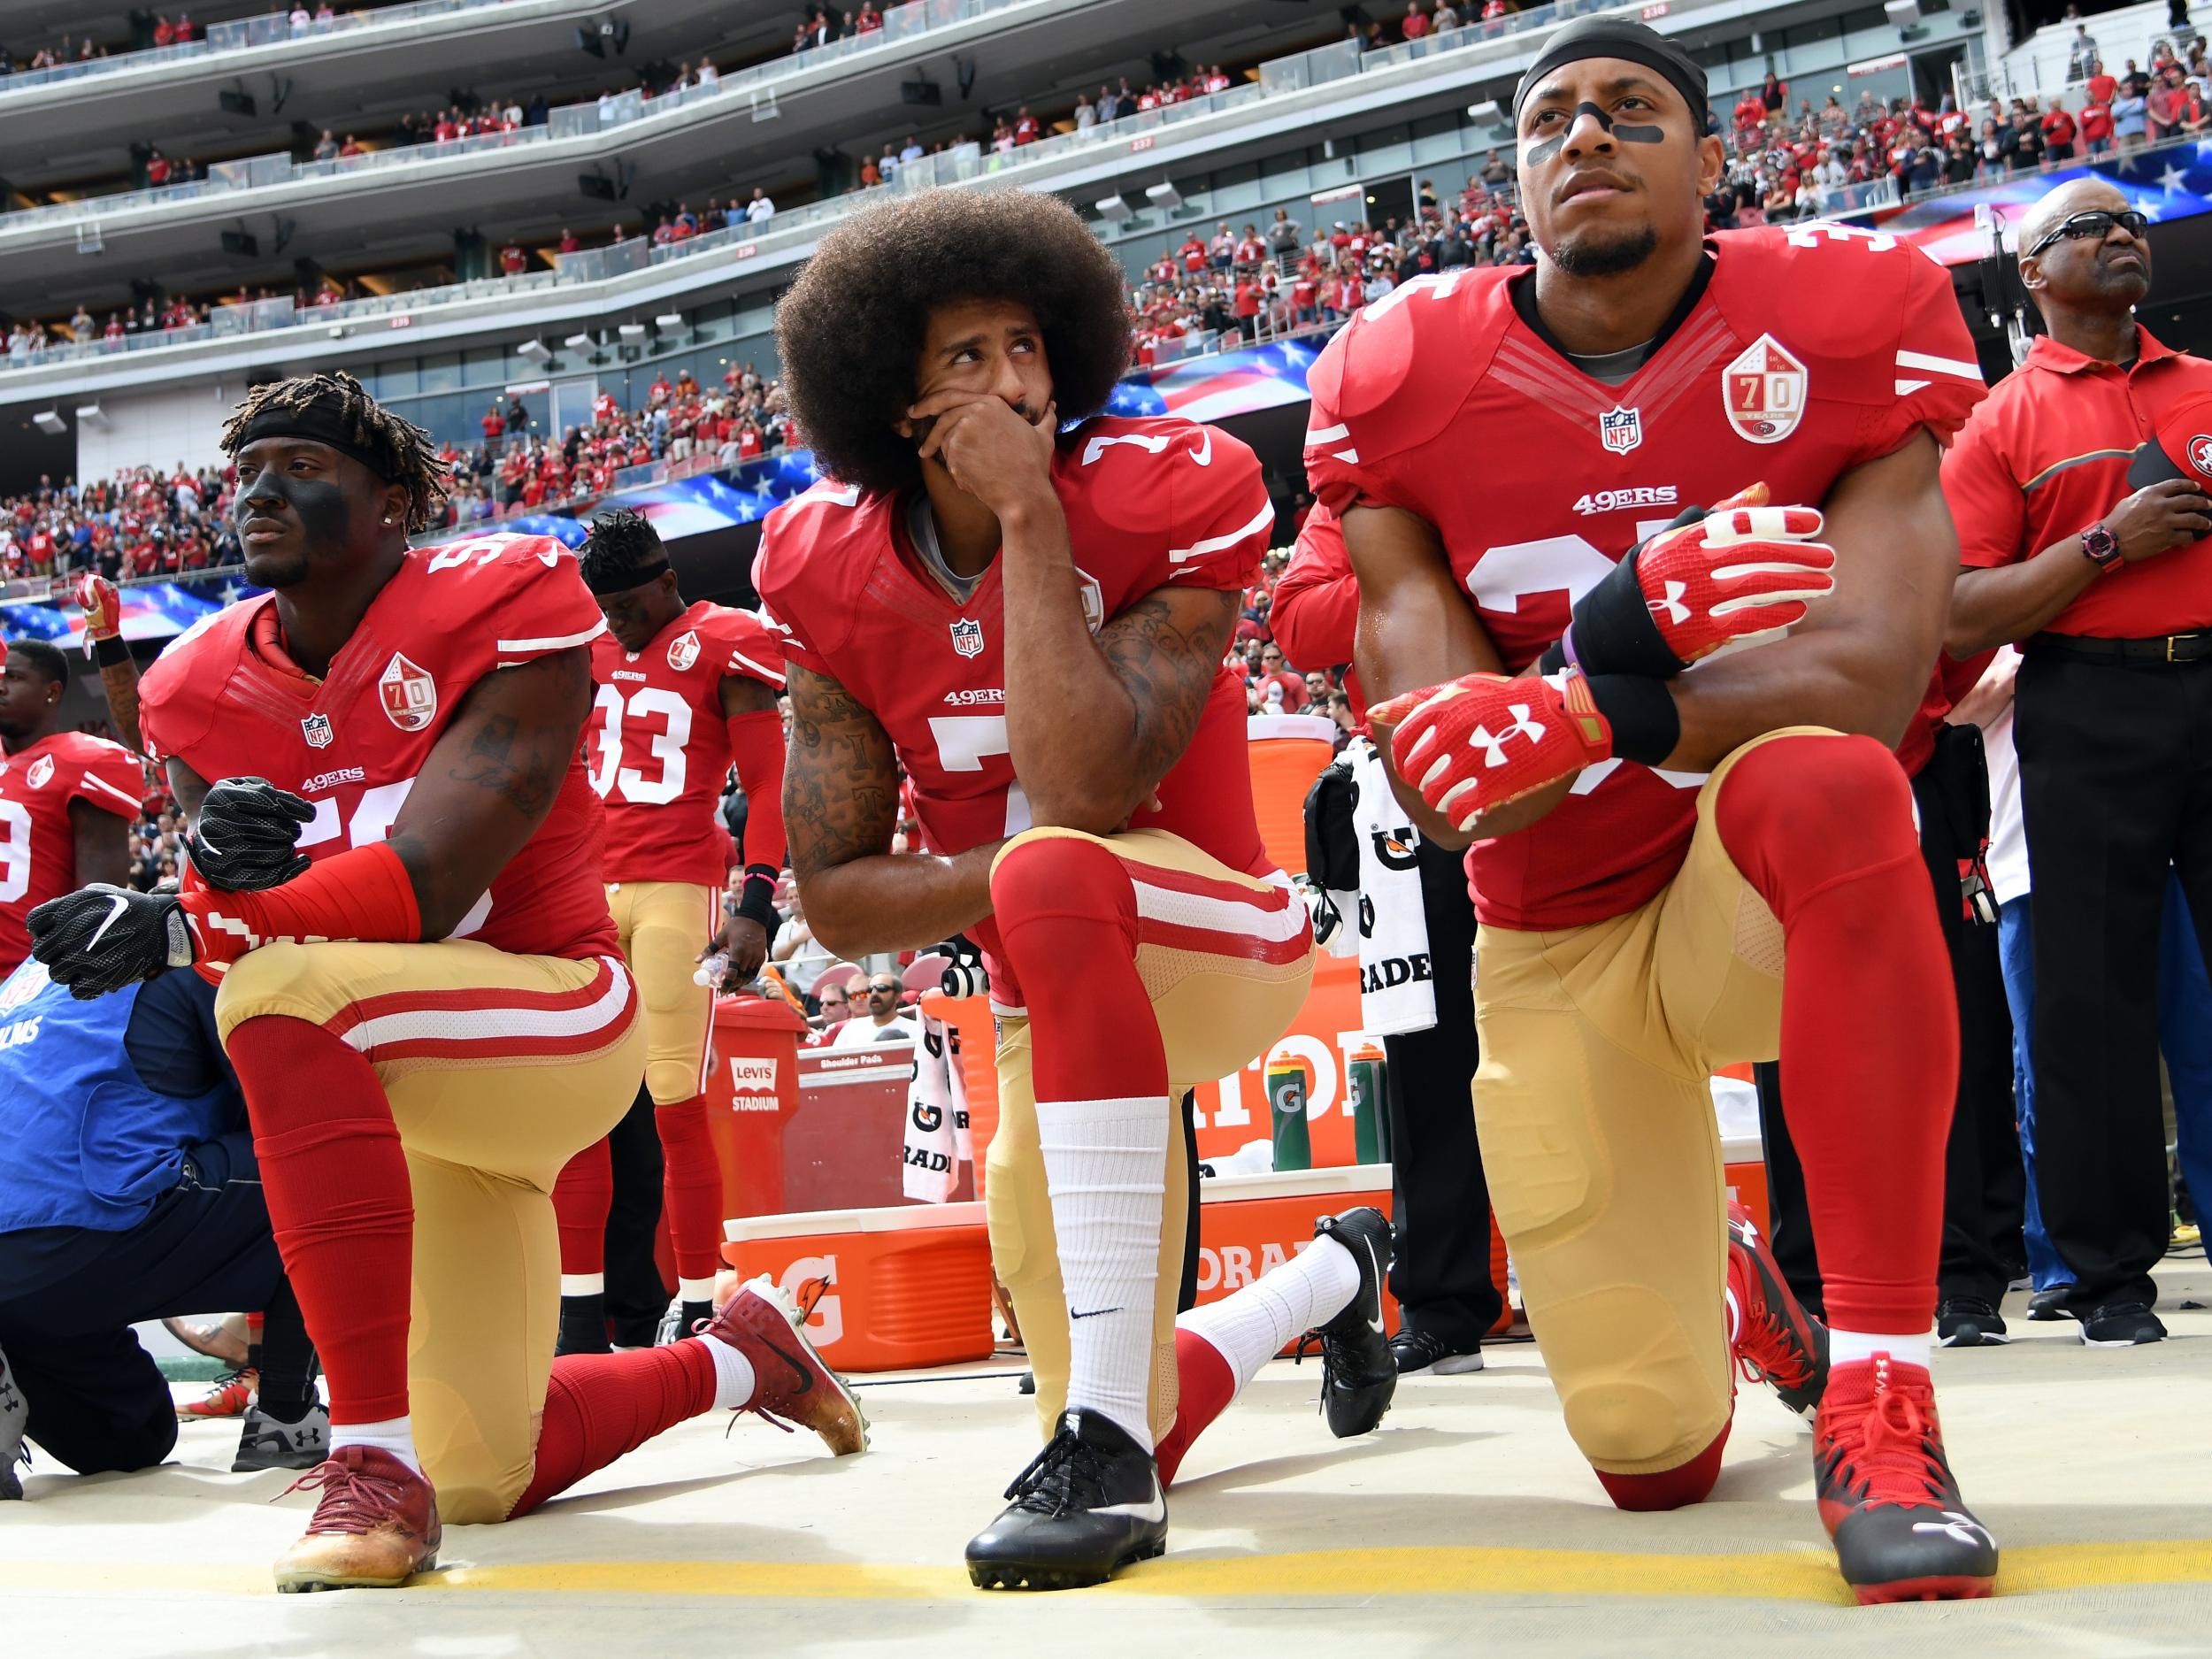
[
  {"left": 733, "top": 871, "right": 778, "bottom": 931},
  {"left": 1566, "top": 549, "right": 1686, "bottom": 680},
  {"left": 93, "top": 634, "right": 131, "bottom": 668},
  {"left": 1584, "top": 673, "right": 1681, "bottom": 767}
]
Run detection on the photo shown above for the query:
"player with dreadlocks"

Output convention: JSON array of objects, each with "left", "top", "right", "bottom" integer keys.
[
  {"left": 27, "top": 371, "right": 864, "bottom": 1592},
  {"left": 549, "top": 508, "right": 789, "bottom": 1354}
]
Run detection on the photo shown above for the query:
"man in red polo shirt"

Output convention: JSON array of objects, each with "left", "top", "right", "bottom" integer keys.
[{"left": 1943, "top": 178, "right": 2212, "bottom": 1348}]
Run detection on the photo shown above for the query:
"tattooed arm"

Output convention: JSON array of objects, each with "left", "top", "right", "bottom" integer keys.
[
  {"left": 380, "top": 648, "right": 590, "bottom": 937},
  {"left": 93, "top": 654, "right": 144, "bottom": 758},
  {"left": 783, "top": 663, "right": 998, "bottom": 960},
  {"left": 998, "top": 481, "right": 1238, "bottom": 831}
]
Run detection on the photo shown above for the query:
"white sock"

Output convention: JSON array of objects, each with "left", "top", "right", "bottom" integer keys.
[
  {"left": 698, "top": 1332, "right": 759, "bottom": 1409},
  {"left": 677, "top": 1276, "right": 718, "bottom": 1305},
  {"left": 1831, "top": 1327, "right": 1933, "bottom": 1370},
  {"left": 330, "top": 1415, "right": 420, "bottom": 1475},
  {"left": 1176, "top": 1233, "right": 1362, "bottom": 1399},
  {"left": 1037, "top": 1094, "right": 1171, "bottom": 1450},
  {"left": 560, "top": 1273, "right": 604, "bottom": 1297}
]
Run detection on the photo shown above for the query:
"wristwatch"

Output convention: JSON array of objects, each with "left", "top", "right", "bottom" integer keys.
[{"left": 2081, "top": 523, "right": 2124, "bottom": 573}]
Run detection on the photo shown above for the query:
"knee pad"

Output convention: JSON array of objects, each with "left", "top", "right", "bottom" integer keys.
[
  {"left": 988, "top": 832, "right": 1135, "bottom": 973},
  {"left": 1714, "top": 734, "right": 1917, "bottom": 919},
  {"left": 1541, "top": 1284, "right": 1733, "bottom": 1474}
]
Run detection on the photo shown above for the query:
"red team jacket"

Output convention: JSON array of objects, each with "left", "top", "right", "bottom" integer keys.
[
  {"left": 1302, "top": 226, "right": 1986, "bottom": 930},
  {"left": 140, "top": 534, "right": 620, "bottom": 961},
  {"left": 588, "top": 599, "right": 785, "bottom": 886},
  {"left": 0, "top": 731, "right": 146, "bottom": 971},
  {"left": 753, "top": 414, "right": 1279, "bottom": 993}
]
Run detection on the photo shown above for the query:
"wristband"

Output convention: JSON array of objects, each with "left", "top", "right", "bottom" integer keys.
[
  {"left": 93, "top": 634, "right": 130, "bottom": 668},
  {"left": 1584, "top": 673, "right": 1681, "bottom": 767},
  {"left": 1565, "top": 550, "right": 1686, "bottom": 680},
  {"left": 733, "top": 870, "right": 779, "bottom": 931}
]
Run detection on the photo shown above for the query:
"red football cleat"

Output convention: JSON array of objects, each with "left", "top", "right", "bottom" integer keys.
[
  {"left": 273, "top": 1445, "right": 442, "bottom": 1593},
  {"left": 1814, "top": 1355, "right": 1998, "bottom": 1604},
  {"left": 177, "top": 1366, "right": 256, "bottom": 1420},
  {"left": 702, "top": 1275, "right": 869, "bottom": 1456},
  {"left": 1726, "top": 1201, "right": 1827, "bottom": 1417}
]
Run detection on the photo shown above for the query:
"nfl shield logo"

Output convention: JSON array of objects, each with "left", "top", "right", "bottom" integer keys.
[
  {"left": 949, "top": 618, "right": 985, "bottom": 659},
  {"left": 1600, "top": 405, "right": 1643, "bottom": 455},
  {"left": 378, "top": 653, "right": 439, "bottom": 733},
  {"left": 24, "top": 756, "right": 52, "bottom": 789},
  {"left": 1724, "top": 334, "right": 1809, "bottom": 445},
  {"left": 301, "top": 712, "right": 334, "bottom": 749},
  {"left": 666, "top": 629, "right": 701, "bottom": 672}
]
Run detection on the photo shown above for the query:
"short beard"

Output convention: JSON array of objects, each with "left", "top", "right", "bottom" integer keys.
[{"left": 1551, "top": 222, "right": 1660, "bottom": 278}]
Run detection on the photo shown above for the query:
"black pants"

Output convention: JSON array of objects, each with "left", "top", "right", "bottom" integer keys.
[
  {"left": 0, "top": 1180, "right": 281, "bottom": 1474},
  {"left": 2017, "top": 647, "right": 2212, "bottom": 1312},
  {"left": 1382, "top": 833, "right": 1502, "bottom": 1346},
  {"left": 1756, "top": 726, "right": 2023, "bottom": 1313},
  {"left": 603, "top": 1084, "right": 672, "bottom": 1348}
]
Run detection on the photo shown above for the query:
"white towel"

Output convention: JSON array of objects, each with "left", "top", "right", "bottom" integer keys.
[
  {"left": 901, "top": 1008, "right": 973, "bottom": 1202},
  {"left": 1341, "top": 739, "right": 1437, "bottom": 1036}
]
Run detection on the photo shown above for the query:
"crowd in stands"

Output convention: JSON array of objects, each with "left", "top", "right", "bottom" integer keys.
[
  {"left": 0, "top": 4, "right": 380, "bottom": 74},
  {"left": 1, "top": 462, "right": 236, "bottom": 584}
]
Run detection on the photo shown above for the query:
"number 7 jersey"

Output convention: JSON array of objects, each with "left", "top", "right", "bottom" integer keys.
[
  {"left": 138, "top": 534, "right": 620, "bottom": 961},
  {"left": 588, "top": 600, "right": 785, "bottom": 885},
  {"left": 1302, "top": 224, "right": 1986, "bottom": 929}
]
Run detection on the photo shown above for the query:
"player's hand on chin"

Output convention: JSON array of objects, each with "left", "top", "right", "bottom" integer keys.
[{"left": 908, "top": 393, "right": 1058, "bottom": 517}]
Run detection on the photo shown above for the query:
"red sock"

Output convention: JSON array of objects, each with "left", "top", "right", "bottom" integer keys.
[
  {"left": 654, "top": 1094, "right": 726, "bottom": 1284},
  {"left": 1716, "top": 735, "right": 1955, "bottom": 1334},
  {"left": 1594, "top": 1418, "right": 1731, "bottom": 1511},
  {"left": 227, "top": 1014, "right": 413, "bottom": 1425},
  {"left": 553, "top": 1140, "right": 612, "bottom": 1278},
  {"left": 1155, "top": 1327, "right": 1237, "bottom": 1490},
  {"left": 508, "top": 1343, "right": 719, "bottom": 1517}
]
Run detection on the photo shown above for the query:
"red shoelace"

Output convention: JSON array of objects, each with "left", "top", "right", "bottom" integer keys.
[
  {"left": 1820, "top": 1360, "right": 1947, "bottom": 1509},
  {"left": 279, "top": 1458, "right": 416, "bottom": 1535}
]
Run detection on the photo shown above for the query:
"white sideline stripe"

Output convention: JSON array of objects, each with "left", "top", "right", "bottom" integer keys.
[
  {"left": 340, "top": 960, "right": 634, "bottom": 1054},
  {"left": 495, "top": 618, "right": 607, "bottom": 654},
  {"left": 1131, "top": 877, "right": 1309, "bottom": 944},
  {"left": 1305, "top": 422, "right": 1350, "bottom": 444},
  {"left": 729, "top": 648, "right": 787, "bottom": 686},
  {"left": 1895, "top": 349, "right": 1982, "bottom": 381},
  {"left": 1169, "top": 498, "right": 1276, "bottom": 565},
  {"left": 79, "top": 772, "right": 143, "bottom": 811}
]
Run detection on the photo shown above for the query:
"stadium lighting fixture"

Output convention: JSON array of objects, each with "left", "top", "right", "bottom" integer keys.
[
  {"left": 1466, "top": 99, "right": 1500, "bottom": 119},
  {"left": 618, "top": 322, "right": 648, "bottom": 342},
  {"left": 74, "top": 403, "right": 107, "bottom": 428},
  {"left": 1144, "top": 181, "right": 1183, "bottom": 211},
  {"left": 655, "top": 312, "right": 685, "bottom": 331},
  {"left": 1095, "top": 195, "right": 1133, "bottom": 222},
  {"left": 33, "top": 411, "right": 66, "bottom": 435},
  {"left": 518, "top": 338, "right": 552, "bottom": 363},
  {"left": 565, "top": 332, "right": 595, "bottom": 353}
]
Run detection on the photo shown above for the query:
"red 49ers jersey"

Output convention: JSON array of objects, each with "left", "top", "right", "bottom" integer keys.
[
  {"left": 588, "top": 599, "right": 784, "bottom": 885},
  {"left": 0, "top": 730, "right": 144, "bottom": 971},
  {"left": 1304, "top": 225, "right": 1985, "bottom": 929},
  {"left": 754, "top": 414, "right": 1277, "bottom": 979},
  {"left": 140, "top": 533, "right": 619, "bottom": 960}
]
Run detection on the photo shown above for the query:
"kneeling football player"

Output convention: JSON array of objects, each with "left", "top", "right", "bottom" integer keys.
[
  {"left": 758, "top": 191, "right": 1397, "bottom": 1590},
  {"left": 28, "top": 373, "right": 864, "bottom": 1593}
]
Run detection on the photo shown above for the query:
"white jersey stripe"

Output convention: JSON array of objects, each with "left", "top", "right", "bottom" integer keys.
[
  {"left": 340, "top": 959, "right": 634, "bottom": 1054},
  {"left": 1167, "top": 497, "right": 1276, "bottom": 565},
  {"left": 728, "top": 648, "right": 787, "bottom": 686},
  {"left": 1130, "top": 878, "right": 1310, "bottom": 944},
  {"left": 77, "top": 772, "right": 144, "bottom": 813},
  {"left": 1895, "top": 349, "right": 1983, "bottom": 381},
  {"left": 495, "top": 618, "right": 608, "bottom": 654},
  {"left": 1895, "top": 378, "right": 1932, "bottom": 396},
  {"left": 1305, "top": 422, "right": 1351, "bottom": 445}
]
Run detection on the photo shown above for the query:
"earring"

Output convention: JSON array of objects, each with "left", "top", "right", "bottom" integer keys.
[{"left": 382, "top": 515, "right": 395, "bottom": 525}]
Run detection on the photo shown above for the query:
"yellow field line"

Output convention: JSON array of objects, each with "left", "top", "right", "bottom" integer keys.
[{"left": 4, "top": 1540, "right": 2211, "bottom": 1602}]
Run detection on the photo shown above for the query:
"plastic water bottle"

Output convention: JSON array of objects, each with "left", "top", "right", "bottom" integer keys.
[{"left": 694, "top": 951, "right": 729, "bottom": 989}]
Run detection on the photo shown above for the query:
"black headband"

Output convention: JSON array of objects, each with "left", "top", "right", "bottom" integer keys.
[
  {"left": 583, "top": 556, "right": 671, "bottom": 595},
  {"left": 1512, "top": 18, "right": 1708, "bottom": 128},
  {"left": 231, "top": 396, "right": 401, "bottom": 483}
]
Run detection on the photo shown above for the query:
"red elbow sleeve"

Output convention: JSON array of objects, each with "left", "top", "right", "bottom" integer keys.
[
  {"left": 180, "top": 840, "right": 423, "bottom": 964},
  {"left": 725, "top": 709, "right": 787, "bottom": 875}
]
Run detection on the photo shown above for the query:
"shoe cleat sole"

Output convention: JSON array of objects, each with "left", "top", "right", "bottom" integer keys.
[
  {"left": 274, "top": 1555, "right": 437, "bottom": 1594},
  {"left": 1850, "top": 1572, "right": 1994, "bottom": 1606},
  {"left": 967, "top": 1536, "right": 1165, "bottom": 1592}
]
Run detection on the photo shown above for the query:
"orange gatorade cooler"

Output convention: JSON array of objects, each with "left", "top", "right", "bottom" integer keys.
[
  {"left": 1245, "top": 712, "right": 1338, "bottom": 874},
  {"left": 721, "top": 1202, "right": 996, "bottom": 1372}
]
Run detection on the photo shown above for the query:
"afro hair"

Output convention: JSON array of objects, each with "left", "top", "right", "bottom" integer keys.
[{"left": 774, "top": 190, "right": 1132, "bottom": 495}]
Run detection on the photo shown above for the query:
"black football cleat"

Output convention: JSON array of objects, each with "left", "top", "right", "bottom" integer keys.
[
  {"left": 233, "top": 1401, "right": 332, "bottom": 1473},
  {"left": 1936, "top": 1296, "right": 2009, "bottom": 1348},
  {"left": 1296, "top": 1207, "right": 1399, "bottom": 1438},
  {"left": 1814, "top": 1354, "right": 1998, "bottom": 1604},
  {"left": 1389, "top": 1326, "right": 1484, "bottom": 1375},
  {"left": 1727, "top": 1201, "right": 1828, "bottom": 1417},
  {"left": 966, "top": 1409, "right": 1167, "bottom": 1590}
]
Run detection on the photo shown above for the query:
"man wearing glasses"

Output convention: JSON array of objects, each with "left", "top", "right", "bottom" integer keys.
[
  {"left": 1944, "top": 180, "right": 2212, "bottom": 1348},
  {"left": 829, "top": 973, "right": 918, "bottom": 1048},
  {"left": 812, "top": 978, "right": 853, "bottom": 1028}
]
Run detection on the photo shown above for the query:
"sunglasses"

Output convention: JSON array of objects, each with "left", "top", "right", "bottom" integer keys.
[
  {"left": 868, "top": 982, "right": 899, "bottom": 995},
  {"left": 2026, "top": 208, "right": 2149, "bottom": 258}
]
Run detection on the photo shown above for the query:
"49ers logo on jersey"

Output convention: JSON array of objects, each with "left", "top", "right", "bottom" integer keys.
[
  {"left": 949, "top": 618, "right": 985, "bottom": 658},
  {"left": 378, "top": 653, "right": 438, "bottom": 732},
  {"left": 24, "top": 756, "right": 53, "bottom": 789},
  {"left": 1724, "top": 334, "right": 1808, "bottom": 445},
  {"left": 666, "top": 629, "right": 701, "bottom": 672}
]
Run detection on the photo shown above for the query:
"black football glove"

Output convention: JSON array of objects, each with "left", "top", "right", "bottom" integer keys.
[
  {"left": 27, "top": 884, "right": 194, "bottom": 1000},
  {"left": 185, "top": 776, "right": 315, "bottom": 892}
]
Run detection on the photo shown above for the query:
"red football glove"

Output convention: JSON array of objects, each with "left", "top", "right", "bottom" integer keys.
[
  {"left": 1548, "top": 485, "right": 1835, "bottom": 678},
  {"left": 1372, "top": 669, "right": 1615, "bottom": 833},
  {"left": 74, "top": 573, "right": 121, "bottom": 657}
]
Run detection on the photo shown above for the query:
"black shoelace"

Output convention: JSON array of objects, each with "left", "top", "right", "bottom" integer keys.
[{"left": 1002, "top": 1425, "right": 1113, "bottom": 1516}]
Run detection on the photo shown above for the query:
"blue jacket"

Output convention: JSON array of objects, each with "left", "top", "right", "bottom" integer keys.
[{"left": 0, "top": 963, "right": 247, "bottom": 1234}]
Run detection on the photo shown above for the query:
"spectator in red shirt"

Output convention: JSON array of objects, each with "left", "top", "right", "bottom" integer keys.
[
  {"left": 1233, "top": 276, "right": 1263, "bottom": 339},
  {"left": 2148, "top": 65, "right": 2189, "bottom": 141},
  {"left": 145, "top": 150, "right": 171, "bottom": 187},
  {"left": 2040, "top": 97, "right": 2078, "bottom": 164},
  {"left": 153, "top": 14, "right": 176, "bottom": 47},
  {"left": 2079, "top": 94, "right": 2116, "bottom": 155},
  {"left": 1014, "top": 105, "right": 1041, "bottom": 143},
  {"left": 1402, "top": 0, "right": 1430, "bottom": 37},
  {"left": 1179, "top": 234, "right": 1207, "bottom": 273},
  {"left": 499, "top": 242, "right": 527, "bottom": 275},
  {"left": 2086, "top": 61, "right": 2117, "bottom": 107},
  {"left": 558, "top": 227, "right": 580, "bottom": 254}
]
